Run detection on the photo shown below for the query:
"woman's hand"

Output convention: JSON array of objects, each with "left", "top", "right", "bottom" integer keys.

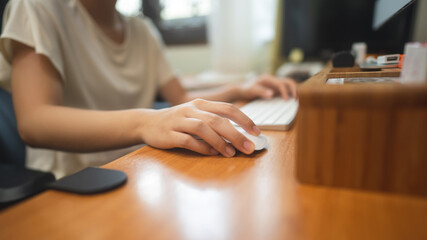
[
  {"left": 140, "top": 99, "right": 261, "bottom": 157},
  {"left": 239, "top": 75, "right": 298, "bottom": 101}
]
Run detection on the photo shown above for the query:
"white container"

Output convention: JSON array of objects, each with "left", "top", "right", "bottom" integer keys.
[
  {"left": 401, "top": 42, "right": 427, "bottom": 84},
  {"left": 351, "top": 42, "right": 367, "bottom": 65}
]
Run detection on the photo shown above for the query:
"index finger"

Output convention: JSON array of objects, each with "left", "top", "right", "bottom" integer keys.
[
  {"left": 259, "top": 76, "right": 290, "bottom": 100},
  {"left": 194, "top": 100, "right": 260, "bottom": 136}
]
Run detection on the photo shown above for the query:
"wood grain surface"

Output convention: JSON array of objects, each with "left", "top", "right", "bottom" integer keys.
[
  {"left": 1, "top": 130, "right": 426, "bottom": 239},
  {"left": 0, "top": 67, "right": 426, "bottom": 240},
  {"left": 327, "top": 67, "right": 401, "bottom": 79},
  {"left": 297, "top": 65, "right": 427, "bottom": 196}
]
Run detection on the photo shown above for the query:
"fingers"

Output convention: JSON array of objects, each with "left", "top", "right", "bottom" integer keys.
[
  {"left": 172, "top": 132, "right": 219, "bottom": 156},
  {"left": 192, "top": 99, "right": 260, "bottom": 136},
  {"left": 186, "top": 111, "right": 256, "bottom": 155},
  {"left": 258, "top": 75, "right": 298, "bottom": 100},
  {"left": 149, "top": 100, "right": 261, "bottom": 157},
  {"left": 259, "top": 76, "right": 290, "bottom": 100},
  {"left": 252, "top": 84, "right": 274, "bottom": 99},
  {"left": 175, "top": 118, "right": 237, "bottom": 157}
]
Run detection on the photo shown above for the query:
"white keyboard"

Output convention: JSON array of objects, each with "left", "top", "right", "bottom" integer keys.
[{"left": 238, "top": 98, "right": 299, "bottom": 131}]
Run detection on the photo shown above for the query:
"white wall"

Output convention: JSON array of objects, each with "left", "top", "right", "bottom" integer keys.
[
  {"left": 165, "top": 45, "right": 211, "bottom": 75},
  {"left": 165, "top": 42, "right": 273, "bottom": 76},
  {"left": 413, "top": 0, "right": 427, "bottom": 41}
]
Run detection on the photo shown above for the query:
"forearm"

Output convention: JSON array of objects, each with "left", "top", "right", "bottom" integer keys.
[
  {"left": 185, "top": 84, "right": 243, "bottom": 103},
  {"left": 18, "top": 105, "right": 154, "bottom": 152},
  {"left": 186, "top": 75, "right": 300, "bottom": 103},
  {"left": 161, "top": 75, "right": 298, "bottom": 106},
  {"left": 160, "top": 77, "right": 244, "bottom": 105}
]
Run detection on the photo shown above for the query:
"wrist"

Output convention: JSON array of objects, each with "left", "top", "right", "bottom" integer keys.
[
  {"left": 229, "top": 84, "right": 245, "bottom": 102},
  {"left": 132, "top": 108, "right": 159, "bottom": 144}
]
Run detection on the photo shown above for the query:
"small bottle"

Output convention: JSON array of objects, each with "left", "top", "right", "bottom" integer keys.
[
  {"left": 351, "top": 42, "right": 367, "bottom": 66},
  {"left": 401, "top": 42, "right": 427, "bottom": 84}
]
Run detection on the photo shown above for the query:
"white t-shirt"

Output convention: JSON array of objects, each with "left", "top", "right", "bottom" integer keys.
[{"left": 0, "top": 0, "right": 175, "bottom": 178}]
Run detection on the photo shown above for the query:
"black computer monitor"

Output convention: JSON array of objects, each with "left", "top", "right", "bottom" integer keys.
[
  {"left": 280, "top": 0, "right": 418, "bottom": 61},
  {"left": 373, "top": 0, "right": 416, "bottom": 30}
]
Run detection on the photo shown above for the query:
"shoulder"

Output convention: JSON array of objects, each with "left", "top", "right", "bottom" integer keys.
[
  {"left": 6, "top": 0, "right": 73, "bottom": 19},
  {"left": 128, "top": 16, "right": 155, "bottom": 33},
  {"left": 7, "top": 0, "right": 65, "bottom": 10},
  {"left": 127, "top": 16, "right": 164, "bottom": 43},
  {"left": 3, "top": 0, "right": 79, "bottom": 38}
]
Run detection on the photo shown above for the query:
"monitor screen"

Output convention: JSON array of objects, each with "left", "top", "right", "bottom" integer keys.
[
  {"left": 280, "top": 0, "right": 418, "bottom": 61},
  {"left": 373, "top": 0, "right": 416, "bottom": 30}
]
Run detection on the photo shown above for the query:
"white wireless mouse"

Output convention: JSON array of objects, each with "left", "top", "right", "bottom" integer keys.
[
  {"left": 193, "top": 127, "right": 269, "bottom": 151},
  {"left": 234, "top": 127, "right": 268, "bottom": 151}
]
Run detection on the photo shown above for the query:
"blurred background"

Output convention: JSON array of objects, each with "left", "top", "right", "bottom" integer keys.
[
  {"left": 113, "top": 0, "right": 427, "bottom": 83},
  {"left": 116, "top": 0, "right": 277, "bottom": 78},
  {"left": 1, "top": 0, "right": 424, "bottom": 82}
]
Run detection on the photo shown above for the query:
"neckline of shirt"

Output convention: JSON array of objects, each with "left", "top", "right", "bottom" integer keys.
[{"left": 73, "top": 0, "right": 131, "bottom": 51}]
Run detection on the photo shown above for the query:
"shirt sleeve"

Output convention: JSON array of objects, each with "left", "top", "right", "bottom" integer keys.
[
  {"left": 0, "top": 0, "right": 65, "bottom": 81},
  {"left": 143, "top": 18, "right": 176, "bottom": 88}
]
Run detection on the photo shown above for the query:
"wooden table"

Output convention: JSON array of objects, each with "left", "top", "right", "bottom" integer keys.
[{"left": 1, "top": 129, "right": 426, "bottom": 239}]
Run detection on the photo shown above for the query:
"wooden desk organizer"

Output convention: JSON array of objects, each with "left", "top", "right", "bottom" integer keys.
[{"left": 296, "top": 66, "right": 427, "bottom": 196}]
